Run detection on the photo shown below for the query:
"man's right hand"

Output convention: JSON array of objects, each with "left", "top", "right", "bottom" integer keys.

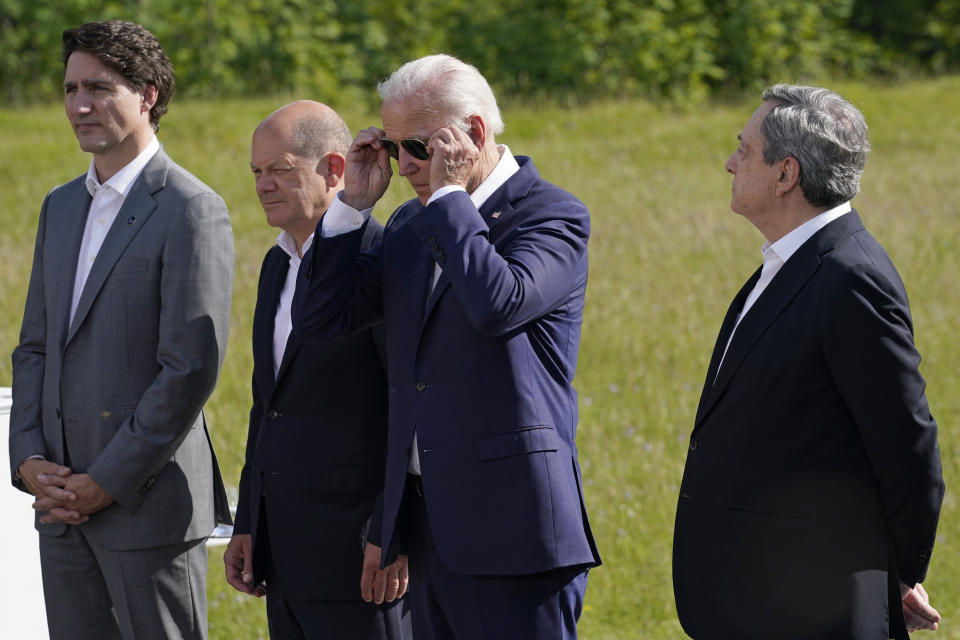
[
  {"left": 342, "top": 126, "right": 393, "bottom": 211},
  {"left": 224, "top": 534, "right": 265, "bottom": 597},
  {"left": 18, "top": 459, "right": 73, "bottom": 501},
  {"left": 901, "top": 581, "right": 940, "bottom": 632}
]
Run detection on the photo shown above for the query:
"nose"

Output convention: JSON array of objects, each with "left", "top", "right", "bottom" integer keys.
[
  {"left": 256, "top": 175, "right": 275, "bottom": 194},
  {"left": 724, "top": 152, "right": 737, "bottom": 175},
  {"left": 66, "top": 90, "right": 92, "bottom": 116},
  {"left": 397, "top": 148, "right": 424, "bottom": 177}
]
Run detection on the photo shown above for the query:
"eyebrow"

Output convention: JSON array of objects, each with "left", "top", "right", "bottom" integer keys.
[{"left": 63, "top": 78, "right": 117, "bottom": 89}]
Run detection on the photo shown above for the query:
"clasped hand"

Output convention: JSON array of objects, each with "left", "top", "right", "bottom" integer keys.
[{"left": 18, "top": 458, "right": 113, "bottom": 525}]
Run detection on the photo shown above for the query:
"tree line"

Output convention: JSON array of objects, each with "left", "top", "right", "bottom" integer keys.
[{"left": 2, "top": 0, "right": 958, "bottom": 106}]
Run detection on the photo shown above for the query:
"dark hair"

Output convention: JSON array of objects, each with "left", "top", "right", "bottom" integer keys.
[{"left": 62, "top": 21, "right": 174, "bottom": 131}]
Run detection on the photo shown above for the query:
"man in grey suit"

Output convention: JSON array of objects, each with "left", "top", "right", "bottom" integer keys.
[{"left": 8, "top": 20, "right": 233, "bottom": 640}]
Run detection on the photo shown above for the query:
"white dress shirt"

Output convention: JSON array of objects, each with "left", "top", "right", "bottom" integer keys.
[
  {"left": 273, "top": 231, "right": 314, "bottom": 379},
  {"left": 70, "top": 136, "right": 160, "bottom": 324},
  {"left": 716, "top": 201, "right": 852, "bottom": 376},
  {"left": 320, "top": 146, "right": 521, "bottom": 474}
]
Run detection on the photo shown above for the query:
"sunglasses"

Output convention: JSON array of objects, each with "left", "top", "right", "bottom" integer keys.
[{"left": 380, "top": 137, "right": 430, "bottom": 161}]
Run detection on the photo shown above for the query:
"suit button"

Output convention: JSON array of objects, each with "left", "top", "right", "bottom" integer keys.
[
  {"left": 689, "top": 438, "right": 699, "bottom": 452},
  {"left": 140, "top": 477, "right": 156, "bottom": 493},
  {"left": 415, "top": 382, "right": 426, "bottom": 392},
  {"left": 267, "top": 409, "right": 280, "bottom": 419},
  {"left": 55, "top": 408, "right": 61, "bottom": 419}
]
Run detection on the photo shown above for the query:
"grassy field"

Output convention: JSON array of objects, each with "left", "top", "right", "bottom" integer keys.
[{"left": 1, "top": 76, "right": 958, "bottom": 639}]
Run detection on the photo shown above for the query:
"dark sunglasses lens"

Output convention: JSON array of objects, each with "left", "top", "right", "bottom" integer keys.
[
  {"left": 380, "top": 138, "right": 399, "bottom": 159},
  {"left": 401, "top": 139, "right": 430, "bottom": 160}
]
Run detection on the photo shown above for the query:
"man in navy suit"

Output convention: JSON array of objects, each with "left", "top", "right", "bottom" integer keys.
[
  {"left": 223, "top": 100, "right": 410, "bottom": 639},
  {"left": 673, "top": 85, "right": 944, "bottom": 639},
  {"left": 293, "top": 55, "right": 602, "bottom": 639}
]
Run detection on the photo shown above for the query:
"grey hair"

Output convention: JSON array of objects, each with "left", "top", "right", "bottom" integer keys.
[
  {"left": 290, "top": 113, "right": 353, "bottom": 161},
  {"left": 760, "top": 84, "right": 870, "bottom": 208},
  {"left": 378, "top": 54, "right": 505, "bottom": 137}
]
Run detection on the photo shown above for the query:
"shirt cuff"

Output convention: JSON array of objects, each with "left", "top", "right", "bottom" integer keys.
[
  {"left": 426, "top": 185, "right": 467, "bottom": 206},
  {"left": 321, "top": 192, "right": 370, "bottom": 238}
]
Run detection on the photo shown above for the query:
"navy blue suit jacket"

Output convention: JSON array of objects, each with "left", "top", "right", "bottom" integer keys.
[
  {"left": 673, "top": 211, "right": 944, "bottom": 639},
  {"left": 294, "top": 156, "right": 601, "bottom": 576},
  {"left": 234, "top": 219, "right": 389, "bottom": 599}
]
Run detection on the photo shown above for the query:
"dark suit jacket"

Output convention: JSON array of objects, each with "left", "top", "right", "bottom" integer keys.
[
  {"left": 294, "top": 156, "right": 601, "bottom": 576},
  {"left": 10, "top": 148, "right": 233, "bottom": 549},
  {"left": 233, "top": 219, "right": 389, "bottom": 599},
  {"left": 673, "top": 211, "right": 944, "bottom": 639}
]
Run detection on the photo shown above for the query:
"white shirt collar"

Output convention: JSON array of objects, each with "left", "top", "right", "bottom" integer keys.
[
  {"left": 468, "top": 145, "right": 520, "bottom": 209},
  {"left": 276, "top": 229, "right": 315, "bottom": 261},
  {"left": 765, "top": 201, "right": 852, "bottom": 264},
  {"left": 85, "top": 136, "right": 161, "bottom": 198}
]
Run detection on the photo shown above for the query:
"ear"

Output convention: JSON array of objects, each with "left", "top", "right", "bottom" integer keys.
[
  {"left": 319, "top": 152, "right": 346, "bottom": 187},
  {"left": 775, "top": 156, "right": 801, "bottom": 198},
  {"left": 467, "top": 114, "right": 486, "bottom": 150},
  {"left": 140, "top": 84, "right": 158, "bottom": 114}
]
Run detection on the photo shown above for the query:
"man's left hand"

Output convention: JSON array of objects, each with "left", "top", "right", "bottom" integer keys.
[
  {"left": 901, "top": 581, "right": 940, "bottom": 632},
  {"left": 34, "top": 473, "right": 113, "bottom": 524},
  {"left": 428, "top": 126, "right": 479, "bottom": 194},
  {"left": 360, "top": 542, "right": 409, "bottom": 604}
]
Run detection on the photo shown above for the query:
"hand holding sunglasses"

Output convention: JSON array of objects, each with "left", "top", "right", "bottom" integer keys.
[{"left": 341, "top": 126, "right": 394, "bottom": 211}]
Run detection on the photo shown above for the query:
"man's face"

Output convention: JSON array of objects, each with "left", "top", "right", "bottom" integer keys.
[
  {"left": 725, "top": 101, "right": 781, "bottom": 220},
  {"left": 250, "top": 127, "right": 328, "bottom": 237},
  {"left": 64, "top": 51, "right": 150, "bottom": 163},
  {"left": 382, "top": 98, "right": 440, "bottom": 205}
]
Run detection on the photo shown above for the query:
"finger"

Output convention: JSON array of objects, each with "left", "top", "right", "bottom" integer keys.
[
  {"left": 37, "top": 484, "right": 77, "bottom": 502},
  {"left": 383, "top": 565, "right": 400, "bottom": 603},
  {"left": 242, "top": 556, "right": 254, "bottom": 585},
  {"left": 37, "top": 473, "right": 71, "bottom": 488},
  {"left": 372, "top": 568, "right": 387, "bottom": 605},
  {"left": 903, "top": 591, "right": 941, "bottom": 628},
  {"left": 39, "top": 507, "right": 87, "bottom": 524},
  {"left": 33, "top": 496, "right": 65, "bottom": 511},
  {"left": 360, "top": 565, "right": 375, "bottom": 603},
  {"left": 914, "top": 582, "right": 929, "bottom": 602},
  {"left": 396, "top": 557, "right": 409, "bottom": 599}
]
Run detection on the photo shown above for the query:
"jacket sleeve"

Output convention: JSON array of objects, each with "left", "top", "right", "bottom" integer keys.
[
  {"left": 292, "top": 217, "right": 384, "bottom": 339},
  {"left": 821, "top": 263, "right": 944, "bottom": 585},
  {"left": 9, "top": 192, "right": 53, "bottom": 489},
  {"left": 408, "top": 189, "right": 590, "bottom": 336}
]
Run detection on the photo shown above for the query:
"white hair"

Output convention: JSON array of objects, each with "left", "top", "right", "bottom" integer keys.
[{"left": 378, "top": 54, "right": 505, "bottom": 137}]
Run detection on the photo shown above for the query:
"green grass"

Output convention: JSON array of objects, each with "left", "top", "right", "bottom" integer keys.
[{"left": 2, "top": 77, "right": 959, "bottom": 638}]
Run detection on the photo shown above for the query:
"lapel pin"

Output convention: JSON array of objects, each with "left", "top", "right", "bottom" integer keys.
[
  {"left": 127, "top": 216, "right": 137, "bottom": 225},
  {"left": 491, "top": 211, "right": 501, "bottom": 219}
]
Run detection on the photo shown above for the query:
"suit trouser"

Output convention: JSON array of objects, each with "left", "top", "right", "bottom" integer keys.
[
  {"left": 400, "top": 474, "right": 589, "bottom": 640},
  {"left": 39, "top": 524, "right": 207, "bottom": 640},
  {"left": 265, "top": 575, "right": 411, "bottom": 640}
]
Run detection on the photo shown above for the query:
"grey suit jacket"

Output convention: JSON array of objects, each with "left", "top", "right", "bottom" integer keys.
[{"left": 9, "top": 148, "right": 234, "bottom": 550}]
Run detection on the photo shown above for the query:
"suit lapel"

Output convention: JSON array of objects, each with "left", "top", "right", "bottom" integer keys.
[
  {"left": 50, "top": 180, "right": 92, "bottom": 344},
  {"left": 693, "top": 268, "right": 759, "bottom": 426},
  {"left": 253, "top": 248, "right": 288, "bottom": 399},
  {"left": 693, "top": 211, "right": 867, "bottom": 431},
  {"left": 66, "top": 152, "right": 166, "bottom": 345}
]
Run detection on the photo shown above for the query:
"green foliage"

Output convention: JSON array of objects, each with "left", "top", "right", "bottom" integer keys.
[
  {"left": 2, "top": 78, "right": 960, "bottom": 638},
  {"left": 2, "top": 0, "right": 959, "bottom": 106}
]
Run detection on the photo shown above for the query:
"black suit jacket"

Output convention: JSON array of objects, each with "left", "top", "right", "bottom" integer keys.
[
  {"left": 673, "top": 211, "right": 944, "bottom": 639},
  {"left": 234, "top": 219, "right": 388, "bottom": 599}
]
